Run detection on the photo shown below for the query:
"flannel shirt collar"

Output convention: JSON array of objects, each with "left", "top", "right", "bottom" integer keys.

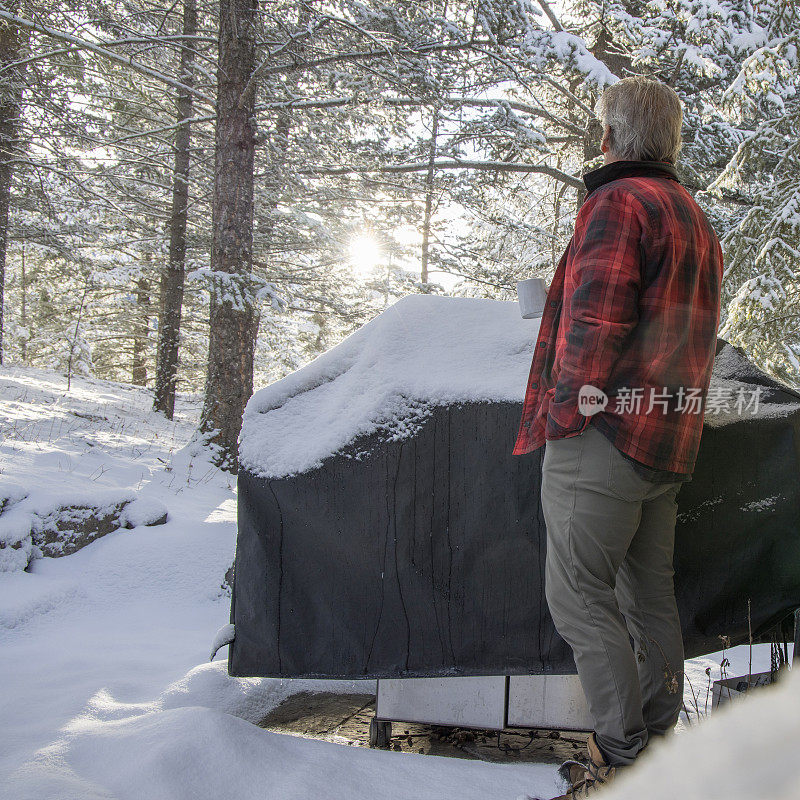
[{"left": 582, "top": 159, "right": 680, "bottom": 197}]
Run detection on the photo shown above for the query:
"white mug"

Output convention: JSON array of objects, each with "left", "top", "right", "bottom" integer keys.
[{"left": 517, "top": 277, "right": 547, "bottom": 319}]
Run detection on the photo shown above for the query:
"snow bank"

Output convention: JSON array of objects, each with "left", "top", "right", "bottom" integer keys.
[
  {"left": 240, "top": 295, "right": 538, "bottom": 479},
  {"left": 14, "top": 659, "right": 800, "bottom": 800},
  {"left": 0, "top": 486, "right": 169, "bottom": 571},
  {"left": 0, "top": 484, "right": 36, "bottom": 571},
  {"left": 605, "top": 667, "right": 800, "bottom": 800},
  {"left": 12, "top": 700, "right": 556, "bottom": 800},
  {"left": 156, "top": 661, "right": 374, "bottom": 725}
]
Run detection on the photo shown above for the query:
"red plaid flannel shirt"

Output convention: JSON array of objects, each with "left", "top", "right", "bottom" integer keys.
[{"left": 513, "top": 160, "right": 724, "bottom": 474}]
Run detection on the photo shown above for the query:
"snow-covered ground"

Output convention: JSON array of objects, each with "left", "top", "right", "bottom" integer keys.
[
  {"left": 0, "top": 366, "right": 789, "bottom": 800},
  {"left": 0, "top": 366, "right": 556, "bottom": 799}
]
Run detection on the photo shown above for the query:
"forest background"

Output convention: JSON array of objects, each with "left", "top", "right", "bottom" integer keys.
[{"left": 0, "top": 0, "right": 797, "bottom": 467}]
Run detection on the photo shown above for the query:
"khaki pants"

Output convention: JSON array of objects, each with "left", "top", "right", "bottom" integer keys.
[{"left": 541, "top": 424, "right": 685, "bottom": 766}]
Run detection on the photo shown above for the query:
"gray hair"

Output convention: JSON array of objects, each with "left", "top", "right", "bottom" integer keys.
[{"left": 595, "top": 76, "right": 683, "bottom": 164}]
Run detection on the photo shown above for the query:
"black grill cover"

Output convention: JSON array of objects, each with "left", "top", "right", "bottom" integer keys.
[{"left": 229, "top": 340, "right": 800, "bottom": 678}]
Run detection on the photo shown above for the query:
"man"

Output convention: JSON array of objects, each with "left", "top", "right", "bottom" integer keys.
[{"left": 513, "top": 76, "right": 723, "bottom": 798}]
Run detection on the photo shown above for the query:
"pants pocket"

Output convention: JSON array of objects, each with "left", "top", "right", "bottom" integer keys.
[{"left": 605, "top": 437, "right": 650, "bottom": 502}]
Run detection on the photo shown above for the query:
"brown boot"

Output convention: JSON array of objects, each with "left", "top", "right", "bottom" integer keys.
[
  {"left": 551, "top": 734, "right": 618, "bottom": 799},
  {"left": 556, "top": 753, "right": 589, "bottom": 789}
]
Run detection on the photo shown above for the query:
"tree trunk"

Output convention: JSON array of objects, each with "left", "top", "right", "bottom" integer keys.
[
  {"left": 132, "top": 276, "right": 150, "bottom": 386},
  {"left": 199, "top": 0, "right": 258, "bottom": 470},
  {"left": 420, "top": 106, "right": 439, "bottom": 287},
  {"left": 19, "top": 239, "right": 25, "bottom": 360},
  {"left": 154, "top": 0, "right": 197, "bottom": 418},
  {"left": 0, "top": 12, "right": 26, "bottom": 365}
]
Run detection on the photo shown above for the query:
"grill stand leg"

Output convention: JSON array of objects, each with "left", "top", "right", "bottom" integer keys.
[{"left": 369, "top": 716, "right": 392, "bottom": 748}]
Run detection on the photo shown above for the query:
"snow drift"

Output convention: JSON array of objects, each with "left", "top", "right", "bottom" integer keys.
[{"left": 603, "top": 667, "right": 800, "bottom": 800}]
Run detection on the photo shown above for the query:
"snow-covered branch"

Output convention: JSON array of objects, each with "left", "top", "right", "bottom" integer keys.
[
  {"left": 301, "top": 160, "right": 583, "bottom": 188},
  {"left": 0, "top": 9, "right": 215, "bottom": 106}
]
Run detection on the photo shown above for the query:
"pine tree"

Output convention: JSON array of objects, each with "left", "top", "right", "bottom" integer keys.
[
  {"left": 712, "top": 0, "right": 800, "bottom": 385},
  {"left": 154, "top": 0, "right": 198, "bottom": 418}
]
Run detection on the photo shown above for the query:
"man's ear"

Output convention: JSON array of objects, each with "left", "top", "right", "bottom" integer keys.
[{"left": 600, "top": 124, "right": 611, "bottom": 153}]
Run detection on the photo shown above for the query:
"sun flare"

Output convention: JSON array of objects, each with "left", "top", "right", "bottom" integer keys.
[{"left": 349, "top": 235, "right": 382, "bottom": 276}]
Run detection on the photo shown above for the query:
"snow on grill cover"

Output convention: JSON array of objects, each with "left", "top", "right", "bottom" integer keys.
[{"left": 230, "top": 296, "right": 800, "bottom": 679}]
